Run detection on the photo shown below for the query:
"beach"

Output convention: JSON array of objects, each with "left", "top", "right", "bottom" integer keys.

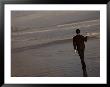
[
  {"left": 11, "top": 37, "right": 100, "bottom": 77},
  {"left": 11, "top": 11, "right": 100, "bottom": 77}
]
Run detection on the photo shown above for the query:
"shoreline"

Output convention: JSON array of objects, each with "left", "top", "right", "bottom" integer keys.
[{"left": 12, "top": 37, "right": 99, "bottom": 53}]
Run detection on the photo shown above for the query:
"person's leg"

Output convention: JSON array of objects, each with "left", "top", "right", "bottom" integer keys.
[{"left": 78, "top": 50, "right": 88, "bottom": 77}]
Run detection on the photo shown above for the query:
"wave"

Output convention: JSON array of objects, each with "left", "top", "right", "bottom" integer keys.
[
  {"left": 11, "top": 18, "right": 100, "bottom": 52},
  {"left": 12, "top": 38, "right": 71, "bottom": 52},
  {"left": 12, "top": 19, "right": 99, "bottom": 36},
  {"left": 12, "top": 32, "right": 99, "bottom": 53},
  {"left": 86, "top": 32, "right": 100, "bottom": 38}
]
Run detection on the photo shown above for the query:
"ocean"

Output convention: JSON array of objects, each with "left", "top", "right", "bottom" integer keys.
[{"left": 11, "top": 18, "right": 100, "bottom": 77}]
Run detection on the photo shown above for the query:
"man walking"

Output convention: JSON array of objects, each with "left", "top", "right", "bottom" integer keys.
[{"left": 73, "top": 29, "right": 88, "bottom": 77}]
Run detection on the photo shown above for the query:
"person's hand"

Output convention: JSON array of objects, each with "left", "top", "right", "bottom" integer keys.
[{"left": 74, "top": 50, "right": 77, "bottom": 54}]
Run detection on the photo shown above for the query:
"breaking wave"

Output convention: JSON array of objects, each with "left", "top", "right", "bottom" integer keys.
[{"left": 12, "top": 19, "right": 100, "bottom": 51}]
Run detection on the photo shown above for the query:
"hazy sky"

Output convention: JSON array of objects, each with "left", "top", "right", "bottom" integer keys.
[{"left": 11, "top": 11, "right": 100, "bottom": 28}]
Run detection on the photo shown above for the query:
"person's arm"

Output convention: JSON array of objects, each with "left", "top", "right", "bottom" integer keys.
[
  {"left": 84, "top": 32, "right": 89, "bottom": 42},
  {"left": 73, "top": 37, "right": 77, "bottom": 50},
  {"left": 84, "top": 36, "right": 87, "bottom": 42}
]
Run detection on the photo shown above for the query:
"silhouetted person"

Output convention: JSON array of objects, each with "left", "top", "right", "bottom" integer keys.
[{"left": 73, "top": 29, "right": 88, "bottom": 77}]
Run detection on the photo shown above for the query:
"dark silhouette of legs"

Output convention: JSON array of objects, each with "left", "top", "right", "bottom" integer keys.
[
  {"left": 78, "top": 50, "right": 88, "bottom": 77},
  {"left": 80, "top": 57, "right": 88, "bottom": 77}
]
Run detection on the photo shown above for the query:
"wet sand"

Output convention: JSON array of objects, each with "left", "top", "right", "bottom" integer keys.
[{"left": 11, "top": 38, "right": 100, "bottom": 77}]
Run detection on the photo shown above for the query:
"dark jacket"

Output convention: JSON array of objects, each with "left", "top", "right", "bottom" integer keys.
[{"left": 73, "top": 35, "right": 87, "bottom": 51}]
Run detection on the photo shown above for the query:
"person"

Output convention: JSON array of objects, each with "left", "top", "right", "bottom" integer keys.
[{"left": 73, "top": 29, "right": 88, "bottom": 77}]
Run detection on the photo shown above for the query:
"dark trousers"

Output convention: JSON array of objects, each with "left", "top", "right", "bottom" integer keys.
[{"left": 78, "top": 49, "right": 88, "bottom": 77}]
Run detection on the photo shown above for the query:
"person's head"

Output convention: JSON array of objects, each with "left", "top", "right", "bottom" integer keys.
[{"left": 76, "top": 29, "right": 80, "bottom": 34}]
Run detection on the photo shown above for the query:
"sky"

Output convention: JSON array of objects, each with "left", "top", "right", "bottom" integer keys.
[{"left": 11, "top": 11, "right": 100, "bottom": 28}]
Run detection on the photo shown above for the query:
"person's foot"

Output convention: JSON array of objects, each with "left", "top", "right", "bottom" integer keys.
[
  {"left": 83, "top": 72, "right": 88, "bottom": 77},
  {"left": 83, "top": 70, "right": 88, "bottom": 77}
]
